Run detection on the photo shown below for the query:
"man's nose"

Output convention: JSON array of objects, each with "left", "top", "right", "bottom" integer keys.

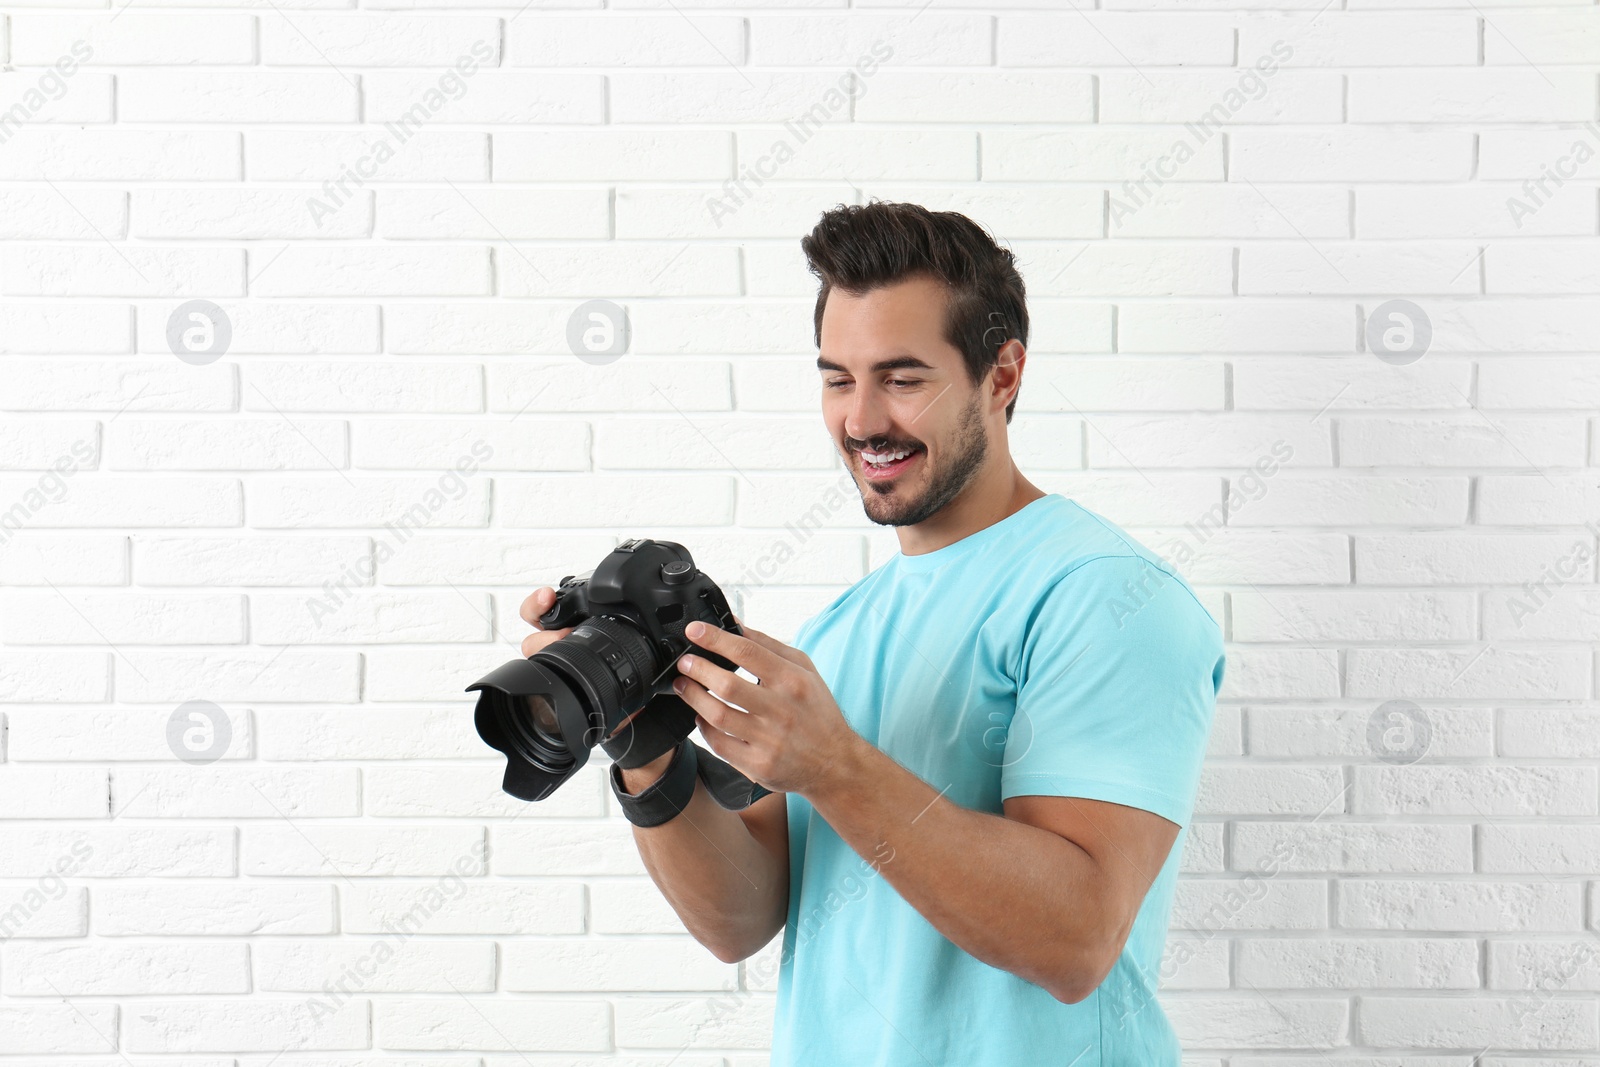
[{"left": 843, "top": 385, "right": 892, "bottom": 445}]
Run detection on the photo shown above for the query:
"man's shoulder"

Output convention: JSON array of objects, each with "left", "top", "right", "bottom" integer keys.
[{"left": 1029, "top": 500, "right": 1221, "bottom": 643}]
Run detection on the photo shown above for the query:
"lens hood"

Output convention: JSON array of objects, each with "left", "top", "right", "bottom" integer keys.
[{"left": 468, "top": 657, "right": 592, "bottom": 801}]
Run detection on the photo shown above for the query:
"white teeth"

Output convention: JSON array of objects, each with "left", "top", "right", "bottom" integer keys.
[{"left": 861, "top": 448, "right": 913, "bottom": 466}]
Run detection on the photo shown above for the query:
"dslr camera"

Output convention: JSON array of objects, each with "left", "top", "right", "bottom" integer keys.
[{"left": 468, "top": 538, "right": 764, "bottom": 805}]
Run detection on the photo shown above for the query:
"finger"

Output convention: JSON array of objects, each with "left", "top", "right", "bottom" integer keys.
[
  {"left": 731, "top": 620, "right": 812, "bottom": 670},
  {"left": 695, "top": 710, "right": 751, "bottom": 759},
  {"left": 684, "top": 620, "right": 791, "bottom": 684},
  {"left": 676, "top": 650, "right": 767, "bottom": 715},
  {"left": 676, "top": 677, "right": 754, "bottom": 741},
  {"left": 520, "top": 626, "right": 572, "bottom": 658},
  {"left": 519, "top": 587, "right": 556, "bottom": 628}
]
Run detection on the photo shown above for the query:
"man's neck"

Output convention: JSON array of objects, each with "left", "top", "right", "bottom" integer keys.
[{"left": 897, "top": 465, "right": 1046, "bottom": 557}]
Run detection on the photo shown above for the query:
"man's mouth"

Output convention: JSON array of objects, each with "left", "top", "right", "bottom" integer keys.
[{"left": 856, "top": 444, "right": 924, "bottom": 481}]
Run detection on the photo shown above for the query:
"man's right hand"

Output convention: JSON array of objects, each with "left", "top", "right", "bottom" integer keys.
[
  {"left": 517, "top": 585, "right": 677, "bottom": 793},
  {"left": 518, "top": 586, "right": 574, "bottom": 658}
]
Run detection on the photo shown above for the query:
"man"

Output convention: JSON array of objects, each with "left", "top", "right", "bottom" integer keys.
[{"left": 519, "top": 200, "right": 1225, "bottom": 1065}]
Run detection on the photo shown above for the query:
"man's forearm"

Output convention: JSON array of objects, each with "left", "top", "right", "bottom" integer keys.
[
  {"left": 619, "top": 755, "right": 787, "bottom": 963},
  {"left": 802, "top": 735, "right": 1115, "bottom": 1002}
]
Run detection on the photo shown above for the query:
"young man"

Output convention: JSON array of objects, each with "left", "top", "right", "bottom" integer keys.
[{"left": 518, "top": 200, "right": 1225, "bottom": 1065}]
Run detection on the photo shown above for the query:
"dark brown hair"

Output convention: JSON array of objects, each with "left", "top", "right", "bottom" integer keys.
[{"left": 800, "top": 199, "right": 1029, "bottom": 423}]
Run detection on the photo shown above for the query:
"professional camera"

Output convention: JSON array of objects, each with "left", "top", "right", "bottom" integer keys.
[{"left": 468, "top": 538, "right": 764, "bottom": 805}]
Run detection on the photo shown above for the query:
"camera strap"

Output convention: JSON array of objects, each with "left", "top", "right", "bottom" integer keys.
[
  {"left": 693, "top": 743, "right": 773, "bottom": 810},
  {"left": 603, "top": 693, "right": 773, "bottom": 816}
]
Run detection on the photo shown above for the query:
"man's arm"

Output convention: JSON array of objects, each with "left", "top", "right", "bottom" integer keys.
[
  {"left": 615, "top": 754, "right": 789, "bottom": 964},
  {"left": 805, "top": 739, "right": 1178, "bottom": 1003}
]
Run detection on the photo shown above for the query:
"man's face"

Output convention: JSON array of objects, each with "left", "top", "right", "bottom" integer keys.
[{"left": 817, "top": 274, "right": 993, "bottom": 528}]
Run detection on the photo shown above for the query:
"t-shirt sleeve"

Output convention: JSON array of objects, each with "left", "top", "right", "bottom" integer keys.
[{"left": 1000, "top": 554, "right": 1225, "bottom": 827}]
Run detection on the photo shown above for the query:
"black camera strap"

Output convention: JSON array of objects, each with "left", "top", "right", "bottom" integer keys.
[{"left": 693, "top": 743, "right": 773, "bottom": 811}]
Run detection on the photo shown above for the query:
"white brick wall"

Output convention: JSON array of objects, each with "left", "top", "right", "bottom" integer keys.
[{"left": 0, "top": 0, "right": 1594, "bottom": 1062}]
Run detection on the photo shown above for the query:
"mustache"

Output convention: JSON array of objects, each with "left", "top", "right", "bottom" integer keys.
[{"left": 846, "top": 437, "right": 923, "bottom": 452}]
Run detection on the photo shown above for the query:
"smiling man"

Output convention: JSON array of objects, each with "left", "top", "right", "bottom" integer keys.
[{"left": 520, "top": 200, "right": 1225, "bottom": 1065}]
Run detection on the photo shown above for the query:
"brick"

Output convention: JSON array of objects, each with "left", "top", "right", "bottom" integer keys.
[
  {"left": 0, "top": 827, "right": 233, "bottom": 878},
  {"left": 242, "top": 825, "right": 483, "bottom": 877},
  {"left": 503, "top": 938, "right": 736, "bottom": 992},
  {"left": 987, "top": 129, "right": 1223, "bottom": 181},
  {"left": 3, "top": 942, "right": 249, "bottom": 995},
  {"left": 254, "top": 941, "right": 495, "bottom": 992},
  {"left": 497, "top": 474, "right": 734, "bottom": 528},
  {"left": 1236, "top": 937, "right": 1479, "bottom": 989},
  {"left": 495, "top": 130, "right": 731, "bottom": 182},
  {"left": 0, "top": 1004, "right": 119, "bottom": 1053},
  {"left": 1231, "top": 589, "right": 1475, "bottom": 642},
  {"left": 0, "top": 188, "right": 126, "bottom": 240},
  {"left": 0, "top": 766, "right": 107, "bottom": 818},
  {"left": 376, "top": 187, "right": 607, "bottom": 240},
  {"left": 256, "top": 708, "right": 485, "bottom": 761},
  {"left": 263, "top": 15, "right": 499, "bottom": 66},
  {"left": 110, "top": 765, "right": 358, "bottom": 818},
  {"left": 512, "top": 14, "right": 743, "bottom": 65},
  {"left": 246, "top": 476, "right": 489, "bottom": 529},
  {"left": 0, "top": 130, "right": 238, "bottom": 181},
  {"left": 243, "top": 360, "right": 482, "bottom": 412},
  {"left": 365, "top": 73, "right": 603, "bottom": 124},
  {"left": 0, "top": 884, "right": 87, "bottom": 938},
  {"left": 1339, "top": 879, "right": 1582, "bottom": 932},
  {"left": 1233, "top": 130, "right": 1474, "bottom": 182},
  {"left": 1360, "top": 995, "right": 1596, "bottom": 1049},
  {"left": 119, "top": 73, "right": 359, "bottom": 123},
  {"left": 124, "top": 999, "right": 368, "bottom": 1053},
  {"left": 1231, "top": 822, "right": 1474, "bottom": 874},
  {"left": 4, "top": 245, "right": 244, "bottom": 298},
  {"left": 375, "top": 999, "right": 609, "bottom": 1052},
  {"left": 1000, "top": 14, "right": 1233, "bottom": 64},
  {"left": 10, "top": 14, "right": 255, "bottom": 65},
  {"left": 134, "top": 535, "right": 371, "bottom": 586},
  {"left": 96, "top": 883, "right": 336, "bottom": 936},
  {"left": 247, "top": 131, "right": 488, "bottom": 183},
  {"left": 342, "top": 881, "right": 585, "bottom": 936},
  {"left": 108, "top": 418, "right": 347, "bottom": 471},
  {"left": 1239, "top": 12, "right": 1478, "bottom": 66}
]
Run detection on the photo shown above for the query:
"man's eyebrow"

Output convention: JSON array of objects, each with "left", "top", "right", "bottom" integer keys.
[{"left": 816, "top": 355, "right": 936, "bottom": 374}]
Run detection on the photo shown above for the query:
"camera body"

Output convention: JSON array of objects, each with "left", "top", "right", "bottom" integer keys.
[{"left": 469, "top": 538, "right": 744, "bottom": 801}]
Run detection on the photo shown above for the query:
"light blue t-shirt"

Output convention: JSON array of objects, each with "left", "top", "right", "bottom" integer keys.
[{"left": 772, "top": 492, "right": 1225, "bottom": 1067}]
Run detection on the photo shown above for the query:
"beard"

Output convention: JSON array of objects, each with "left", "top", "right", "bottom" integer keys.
[{"left": 853, "top": 389, "right": 989, "bottom": 528}]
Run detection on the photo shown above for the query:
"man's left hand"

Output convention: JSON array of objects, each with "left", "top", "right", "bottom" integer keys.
[{"left": 671, "top": 616, "right": 859, "bottom": 796}]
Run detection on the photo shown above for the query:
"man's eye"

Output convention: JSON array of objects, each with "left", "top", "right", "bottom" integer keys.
[{"left": 823, "top": 378, "right": 917, "bottom": 389}]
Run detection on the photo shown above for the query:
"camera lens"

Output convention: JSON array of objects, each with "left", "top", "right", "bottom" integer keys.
[
  {"left": 493, "top": 684, "right": 578, "bottom": 777},
  {"left": 528, "top": 694, "right": 561, "bottom": 739},
  {"left": 483, "top": 615, "right": 659, "bottom": 786}
]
